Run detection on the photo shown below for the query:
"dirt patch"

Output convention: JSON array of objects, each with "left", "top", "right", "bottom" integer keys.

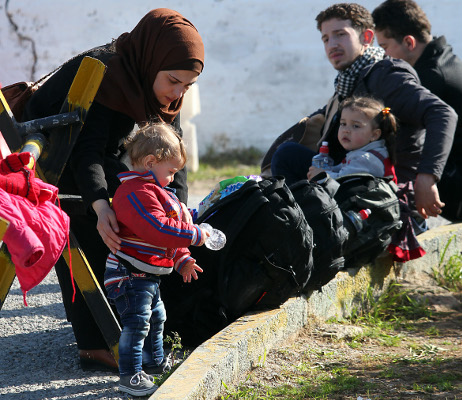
[
  {"left": 188, "top": 179, "right": 218, "bottom": 197},
  {"left": 226, "top": 284, "right": 462, "bottom": 399}
]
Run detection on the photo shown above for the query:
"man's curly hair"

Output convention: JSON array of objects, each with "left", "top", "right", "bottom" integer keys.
[{"left": 316, "top": 3, "right": 374, "bottom": 33}]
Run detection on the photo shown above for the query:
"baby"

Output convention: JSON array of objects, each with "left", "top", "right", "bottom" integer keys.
[{"left": 308, "top": 96, "right": 397, "bottom": 182}]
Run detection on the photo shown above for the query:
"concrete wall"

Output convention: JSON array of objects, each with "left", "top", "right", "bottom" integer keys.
[{"left": 1, "top": 0, "right": 461, "bottom": 155}]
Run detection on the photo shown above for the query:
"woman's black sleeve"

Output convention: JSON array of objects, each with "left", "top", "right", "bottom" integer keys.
[
  {"left": 169, "top": 113, "right": 189, "bottom": 204},
  {"left": 68, "top": 102, "right": 134, "bottom": 211}
]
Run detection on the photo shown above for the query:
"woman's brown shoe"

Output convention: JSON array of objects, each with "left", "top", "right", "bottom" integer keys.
[{"left": 79, "top": 349, "right": 119, "bottom": 373}]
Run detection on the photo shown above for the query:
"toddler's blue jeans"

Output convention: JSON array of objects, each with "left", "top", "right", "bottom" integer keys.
[{"left": 108, "top": 274, "right": 166, "bottom": 377}]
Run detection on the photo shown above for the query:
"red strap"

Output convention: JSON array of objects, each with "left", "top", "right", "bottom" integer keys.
[{"left": 368, "top": 150, "right": 397, "bottom": 183}]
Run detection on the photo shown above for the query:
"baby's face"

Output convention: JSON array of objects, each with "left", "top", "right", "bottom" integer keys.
[
  {"left": 148, "top": 156, "right": 182, "bottom": 188},
  {"left": 337, "top": 108, "right": 381, "bottom": 151}
]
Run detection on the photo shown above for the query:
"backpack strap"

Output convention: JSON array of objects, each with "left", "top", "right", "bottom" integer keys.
[
  {"left": 221, "top": 177, "right": 290, "bottom": 247},
  {"left": 198, "top": 178, "right": 272, "bottom": 252},
  {"left": 291, "top": 172, "right": 340, "bottom": 198},
  {"left": 368, "top": 149, "right": 397, "bottom": 183},
  {"left": 207, "top": 177, "right": 301, "bottom": 293}
]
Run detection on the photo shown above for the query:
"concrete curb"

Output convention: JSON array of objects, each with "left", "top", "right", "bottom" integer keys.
[{"left": 151, "top": 223, "right": 462, "bottom": 400}]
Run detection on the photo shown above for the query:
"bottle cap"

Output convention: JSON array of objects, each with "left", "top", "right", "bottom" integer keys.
[
  {"left": 359, "top": 209, "right": 371, "bottom": 220},
  {"left": 319, "top": 141, "right": 329, "bottom": 154}
]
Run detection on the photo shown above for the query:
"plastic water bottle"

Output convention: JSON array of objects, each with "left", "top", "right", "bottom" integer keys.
[
  {"left": 199, "top": 223, "right": 227, "bottom": 251},
  {"left": 312, "top": 141, "right": 334, "bottom": 171},
  {"left": 345, "top": 208, "right": 371, "bottom": 233}
]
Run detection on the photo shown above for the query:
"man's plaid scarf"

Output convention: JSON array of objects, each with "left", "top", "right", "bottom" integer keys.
[{"left": 334, "top": 46, "right": 385, "bottom": 98}]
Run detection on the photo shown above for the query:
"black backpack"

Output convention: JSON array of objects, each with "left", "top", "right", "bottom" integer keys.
[
  {"left": 162, "top": 177, "right": 314, "bottom": 347},
  {"left": 334, "top": 173, "right": 402, "bottom": 269},
  {"left": 289, "top": 177, "right": 349, "bottom": 291}
]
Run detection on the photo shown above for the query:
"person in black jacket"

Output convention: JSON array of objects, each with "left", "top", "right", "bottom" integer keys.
[
  {"left": 372, "top": 0, "right": 462, "bottom": 221},
  {"left": 22, "top": 8, "right": 204, "bottom": 371},
  {"left": 265, "top": 2, "right": 457, "bottom": 224}
]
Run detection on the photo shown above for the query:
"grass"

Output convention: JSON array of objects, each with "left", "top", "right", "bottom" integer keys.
[
  {"left": 433, "top": 235, "right": 462, "bottom": 291},
  {"left": 188, "top": 162, "right": 261, "bottom": 183},
  {"left": 348, "top": 282, "right": 433, "bottom": 329},
  {"left": 394, "top": 344, "right": 448, "bottom": 364},
  {"left": 379, "top": 358, "right": 462, "bottom": 394},
  {"left": 188, "top": 144, "right": 263, "bottom": 182},
  {"left": 153, "top": 332, "right": 190, "bottom": 386},
  {"left": 221, "top": 367, "right": 371, "bottom": 400},
  {"left": 219, "top": 282, "right": 447, "bottom": 400}
]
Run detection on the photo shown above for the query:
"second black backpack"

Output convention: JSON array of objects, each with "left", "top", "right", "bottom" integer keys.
[
  {"left": 290, "top": 176, "right": 349, "bottom": 291},
  {"left": 162, "top": 177, "right": 314, "bottom": 347}
]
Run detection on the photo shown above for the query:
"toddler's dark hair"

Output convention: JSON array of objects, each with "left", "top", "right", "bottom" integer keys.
[{"left": 339, "top": 96, "right": 397, "bottom": 165}]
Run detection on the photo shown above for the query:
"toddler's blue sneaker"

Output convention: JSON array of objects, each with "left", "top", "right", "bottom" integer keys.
[
  {"left": 119, "top": 371, "right": 157, "bottom": 396},
  {"left": 143, "top": 354, "right": 173, "bottom": 375}
]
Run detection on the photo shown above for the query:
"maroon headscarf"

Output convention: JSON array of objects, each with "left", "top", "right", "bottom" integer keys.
[{"left": 95, "top": 8, "right": 204, "bottom": 124}]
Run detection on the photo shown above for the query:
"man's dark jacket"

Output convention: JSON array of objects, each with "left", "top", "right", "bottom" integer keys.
[
  {"left": 413, "top": 36, "right": 462, "bottom": 219},
  {"left": 263, "top": 55, "right": 457, "bottom": 188},
  {"left": 322, "top": 56, "right": 457, "bottom": 185}
]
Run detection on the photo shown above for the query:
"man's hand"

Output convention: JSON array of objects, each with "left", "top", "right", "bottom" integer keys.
[
  {"left": 307, "top": 166, "right": 325, "bottom": 181},
  {"left": 179, "top": 259, "right": 203, "bottom": 283},
  {"left": 414, "top": 173, "right": 445, "bottom": 218},
  {"left": 93, "top": 199, "right": 121, "bottom": 254}
]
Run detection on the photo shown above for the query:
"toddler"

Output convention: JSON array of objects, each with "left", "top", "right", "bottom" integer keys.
[
  {"left": 308, "top": 96, "right": 397, "bottom": 181},
  {"left": 104, "top": 122, "right": 208, "bottom": 396}
]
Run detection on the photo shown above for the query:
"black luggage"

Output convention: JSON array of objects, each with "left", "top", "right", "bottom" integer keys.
[{"left": 162, "top": 177, "right": 314, "bottom": 347}]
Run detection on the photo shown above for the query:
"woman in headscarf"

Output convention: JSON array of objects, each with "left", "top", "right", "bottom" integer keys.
[{"left": 22, "top": 8, "right": 204, "bottom": 371}]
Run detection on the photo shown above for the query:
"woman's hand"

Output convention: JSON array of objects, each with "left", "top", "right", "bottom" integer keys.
[
  {"left": 180, "top": 202, "right": 193, "bottom": 224},
  {"left": 307, "top": 166, "right": 324, "bottom": 181},
  {"left": 179, "top": 259, "right": 203, "bottom": 283},
  {"left": 92, "top": 199, "right": 121, "bottom": 254}
]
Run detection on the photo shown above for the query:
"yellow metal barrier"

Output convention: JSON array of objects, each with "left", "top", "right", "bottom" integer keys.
[{"left": 0, "top": 57, "right": 120, "bottom": 362}]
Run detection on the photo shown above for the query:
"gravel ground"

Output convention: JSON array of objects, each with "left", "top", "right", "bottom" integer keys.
[{"left": 0, "top": 271, "right": 128, "bottom": 400}]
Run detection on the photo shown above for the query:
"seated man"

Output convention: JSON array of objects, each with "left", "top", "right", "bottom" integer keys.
[
  {"left": 265, "top": 3, "right": 457, "bottom": 226},
  {"left": 372, "top": 0, "right": 462, "bottom": 221}
]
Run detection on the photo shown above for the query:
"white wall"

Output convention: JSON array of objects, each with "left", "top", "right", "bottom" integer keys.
[{"left": 1, "top": 0, "right": 461, "bottom": 155}]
